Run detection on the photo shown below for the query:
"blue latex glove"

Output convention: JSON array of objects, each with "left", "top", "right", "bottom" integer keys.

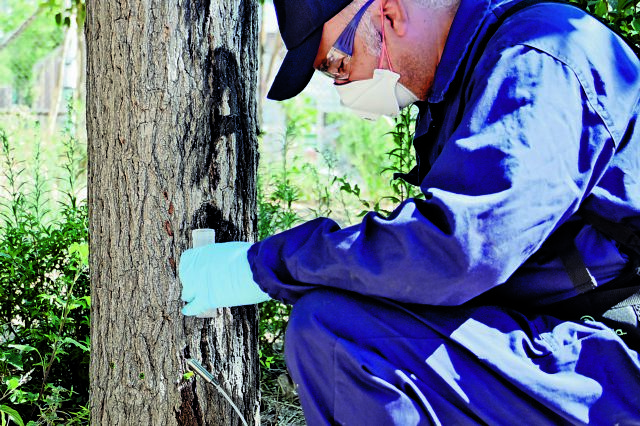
[{"left": 179, "top": 241, "right": 270, "bottom": 317}]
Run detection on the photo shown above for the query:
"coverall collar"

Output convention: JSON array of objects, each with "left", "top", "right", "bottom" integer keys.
[{"left": 427, "top": 0, "right": 520, "bottom": 104}]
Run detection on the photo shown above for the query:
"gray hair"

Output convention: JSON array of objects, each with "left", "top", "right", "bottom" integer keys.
[
  {"left": 343, "top": 0, "right": 383, "bottom": 57},
  {"left": 344, "top": 0, "right": 460, "bottom": 56},
  {"left": 414, "top": 0, "right": 460, "bottom": 9}
]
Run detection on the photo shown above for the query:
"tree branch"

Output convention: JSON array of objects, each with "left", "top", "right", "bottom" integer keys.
[{"left": 0, "top": 8, "right": 42, "bottom": 53}]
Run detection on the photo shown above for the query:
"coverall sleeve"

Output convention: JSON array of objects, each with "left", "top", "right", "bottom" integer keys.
[{"left": 248, "top": 45, "right": 616, "bottom": 306}]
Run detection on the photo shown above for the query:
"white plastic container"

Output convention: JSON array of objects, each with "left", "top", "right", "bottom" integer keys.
[{"left": 191, "top": 228, "right": 215, "bottom": 248}]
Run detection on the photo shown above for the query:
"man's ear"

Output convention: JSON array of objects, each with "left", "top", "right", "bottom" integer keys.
[{"left": 379, "top": 0, "right": 408, "bottom": 37}]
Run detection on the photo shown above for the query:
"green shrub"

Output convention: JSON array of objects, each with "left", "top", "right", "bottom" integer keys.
[
  {"left": 0, "top": 116, "right": 89, "bottom": 424},
  {"left": 571, "top": 0, "right": 640, "bottom": 48}
]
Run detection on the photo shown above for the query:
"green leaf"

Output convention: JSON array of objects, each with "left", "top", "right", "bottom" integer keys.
[
  {"left": 68, "top": 242, "right": 88, "bottom": 266},
  {"left": 632, "top": 17, "right": 640, "bottom": 32},
  {"left": 595, "top": 0, "right": 609, "bottom": 16},
  {"left": 7, "top": 345, "right": 36, "bottom": 353},
  {"left": 0, "top": 405, "right": 24, "bottom": 426},
  {"left": 81, "top": 295, "right": 91, "bottom": 308},
  {"left": 618, "top": 0, "right": 636, "bottom": 10},
  {"left": 5, "top": 378, "right": 20, "bottom": 391},
  {"left": 61, "top": 337, "right": 89, "bottom": 352},
  {"left": 0, "top": 351, "right": 23, "bottom": 370}
]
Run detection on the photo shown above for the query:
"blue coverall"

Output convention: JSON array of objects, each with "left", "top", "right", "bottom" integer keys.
[{"left": 249, "top": 0, "right": 640, "bottom": 423}]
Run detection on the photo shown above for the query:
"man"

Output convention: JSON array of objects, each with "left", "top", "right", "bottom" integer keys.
[{"left": 180, "top": 0, "right": 640, "bottom": 423}]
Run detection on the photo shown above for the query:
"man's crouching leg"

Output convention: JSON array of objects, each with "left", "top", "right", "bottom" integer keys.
[
  {"left": 284, "top": 288, "right": 640, "bottom": 425},
  {"left": 284, "top": 288, "right": 441, "bottom": 425}
]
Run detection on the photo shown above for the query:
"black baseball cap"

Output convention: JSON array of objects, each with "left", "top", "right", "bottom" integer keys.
[{"left": 267, "top": 0, "right": 353, "bottom": 101}]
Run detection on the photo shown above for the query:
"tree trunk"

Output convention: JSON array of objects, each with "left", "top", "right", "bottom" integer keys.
[{"left": 85, "top": 1, "right": 260, "bottom": 424}]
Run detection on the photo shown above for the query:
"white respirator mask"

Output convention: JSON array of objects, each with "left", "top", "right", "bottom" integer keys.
[
  {"left": 334, "top": 1, "right": 419, "bottom": 120},
  {"left": 335, "top": 69, "right": 419, "bottom": 120}
]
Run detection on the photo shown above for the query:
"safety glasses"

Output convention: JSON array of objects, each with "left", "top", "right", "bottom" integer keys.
[{"left": 317, "top": 0, "right": 375, "bottom": 81}]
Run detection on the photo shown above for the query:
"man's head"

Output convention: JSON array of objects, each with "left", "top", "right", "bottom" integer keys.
[{"left": 267, "top": 0, "right": 460, "bottom": 102}]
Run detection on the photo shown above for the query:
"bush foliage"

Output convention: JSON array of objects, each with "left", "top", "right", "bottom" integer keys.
[{"left": 0, "top": 119, "right": 89, "bottom": 424}]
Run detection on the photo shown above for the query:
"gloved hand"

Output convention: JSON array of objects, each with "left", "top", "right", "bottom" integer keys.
[{"left": 179, "top": 241, "right": 271, "bottom": 317}]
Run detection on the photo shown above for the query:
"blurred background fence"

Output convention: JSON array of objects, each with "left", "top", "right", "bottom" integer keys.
[{"left": 0, "top": 0, "right": 84, "bottom": 127}]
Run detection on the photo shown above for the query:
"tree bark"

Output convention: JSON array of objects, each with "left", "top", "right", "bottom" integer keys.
[{"left": 86, "top": 1, "right": 260, "bottom": 424}]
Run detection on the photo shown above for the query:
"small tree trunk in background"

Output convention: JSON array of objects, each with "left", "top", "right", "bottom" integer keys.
[
  {"left": 75, "top": 15, "right": 86, "bottom": 108},
  {"left": 47, "top": 24, "right": 70, "bottom": 138},
  {"left": 86, "top": 1, "right": 260, "bottom": 424}
]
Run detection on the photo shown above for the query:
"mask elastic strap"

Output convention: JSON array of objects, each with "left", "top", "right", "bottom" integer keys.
[{"left": 378, "top": 0, "right": 395, "bottom": 72}]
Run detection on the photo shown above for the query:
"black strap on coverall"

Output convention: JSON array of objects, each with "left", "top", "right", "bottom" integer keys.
[{"left": 543, "top": 212, "right": 640, "bottom": 350}]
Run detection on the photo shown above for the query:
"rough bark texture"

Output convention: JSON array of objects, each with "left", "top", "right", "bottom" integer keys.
[{"left": 86, "top": 1, "right": 260, "bottom": 424}]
